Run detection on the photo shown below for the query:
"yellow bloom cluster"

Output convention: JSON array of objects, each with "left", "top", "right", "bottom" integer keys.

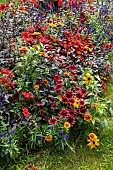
[
  {"left": 83, "top": 72, "right": 94, "bottom": 85},
  {"left": 87, "top": 133, "right": 99, "bottom": 149}
]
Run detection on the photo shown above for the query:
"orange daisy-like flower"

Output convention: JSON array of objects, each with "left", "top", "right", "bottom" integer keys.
[
  {"left": 64, "top": 122, "right": 71, "bottom": 129},
  {"left": 84, "top": 113, "right": 92, "bottom": 122},
  {"left": 43, "top": 79, "right": 48, "bottom": 85},
  {"left": 45, "top": 135, "right": 52, "bottom": 142},
  {"left": 40, "top": 51, "right": 46, "bottom": 57},
  {"left": 19, "top": 46, "right": 28, "bottom": 53},
  {"left": 34, "top": 85, "right": 39, "bottom": 89},
  {"left": 64, "top": 72, "right": 70, "bottom": 77},
  {"left": 88, "top": 133, "right": 97, "bottom": 140}
]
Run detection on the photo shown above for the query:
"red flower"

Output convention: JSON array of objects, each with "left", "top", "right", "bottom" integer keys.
[
  {"left": 49, "top": 117, "right": 57, "bottom": 125},
  {"left": 54, "top": 74, "right": 60, "bottom": 81},
  {"left": 22, "top": 92, "right": 31, "bottom": 99},
  {"left": 68, "top": 64, "right": 76, "bottom": 70},
  {"left": 58, "top": 0, "right": 63, "bottom": 7},
  {"left": 61, "top": 94, "right": 69, "bottom": 103},
  {"left": 36, "top": 101, "right": 42, "bottom": 107},
  {"left": 21, "top": 32, "right": 29, "bottom": 40},
  {"left": 0, "top": 68, "right": 13, "bottom": 77},
  {"left": 68, "top": 116, "right": 76, "bottom": 125},
  {"left": 106, "top": 64, "right": 111, "bottom": 70},
  {"left": 65, "top": 91, "right": 73, "bottom": 98},
  {"left": 32, "top": 0, "right": 38, "bottom": 7},
  {"left": 51, "top": 104, "right": 58, "bottom": 110},
  {"left": 0, "top": 4, "right": 5, "bottom": 11},
  {"left": 79, "top": 107, "right": 87, "bottom": 115},
  {"left": 49, "top": 97, "right": 56, "bottom": 103},
  {"left": 48, "top": 4, "right": 53, "bottom": 9},
  {"left": 56, "top": 79, "right": 64, "bottom": 85},
  {"left": 22, "top": 108, "right": 30, "bottom": 118},
  {"left": 60, "top": 109, "right": 69, "bottom": 118},
  {"left": 69, "top": 109, "right": 77, "bottom": 117},
  {"left": 1, "top": 76, "right": 9, "bottom": 84},
  {"left": 31, "top": 165, "right": 36, "bottom": 170}
]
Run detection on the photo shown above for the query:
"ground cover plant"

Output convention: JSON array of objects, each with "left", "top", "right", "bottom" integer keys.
[{"left": 0, "top": 0, "right": 113, "bottom": 169}]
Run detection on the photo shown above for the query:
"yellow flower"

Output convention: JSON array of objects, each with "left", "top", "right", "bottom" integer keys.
[
  {"left": 83, "top": 72, "right": 94, "bottom": 85},
  {"left": 64, "top": 72, "right": 70, "bottom": 77},
  {"left": 19, "top": 46, "right": 28, "bottom": 53},
  {"left": 84, "top": 113, "right": 92, "bottom": 122},
  {"left": 58, "top": 22, "right": 65, "bottom": 27},
  {"left": 45, "top": 135, "right": 52, "bottom": 142},
  {"left": 73, "top": 99, "right": 80, "bottom": 108},
  {"left": 34, "top": 85, "right": 39, "bottom": 90},
  {"left": 32, "top": 45, "right": 38, "bottom": 49},
  {"left": 91, "top": 103, "right": 98, "bottom": 110},
  {"left": 84, "top": 45, "right": 92, "bottom": 52},
  {"left": 87, "top": 138, "right": 99, "bottom": 149},
  {"left": 49, "top": 23, "right": 57, "bottom": 28},
  {"left": 87, "top": 133, "right": 99, "bottom": 149},
  {"left": 64, "top": 122, "right": 71, "bottom": 129},
  {"left": 33, "top": 32, "right": 41, "bottom": 35},
  {"left": 107, "top": 14, "right": 112, "bottom": 20},
  {"left": 110, "top": 31, "right": 113, "bottom": 35}
]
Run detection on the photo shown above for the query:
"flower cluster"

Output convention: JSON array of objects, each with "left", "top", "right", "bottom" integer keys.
[{"left": 0, "top": 0, "right": 112, "bottom": 158}]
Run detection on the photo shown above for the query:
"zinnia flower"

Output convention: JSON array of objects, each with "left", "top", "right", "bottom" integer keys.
[
  {"left": 45, "top": 135, "right": 52, "bottom": 142},
  {"left": 84, "top": 113, "right": 92, "bottom": 122},
  {"left": 64, "top": 122, "right": 71, "bottom": 129}
]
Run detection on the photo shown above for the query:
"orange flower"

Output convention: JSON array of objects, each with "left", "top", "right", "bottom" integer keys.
[
  {"left": 49, "top": 56, "right": 55, "bottom": 61},
  {"left": 84, "top": 113, "right": 92, "bottom": 122},
  {"left": 40, "top": 51, "right": 46, "bottom": 57},
  {"left": 91, "top": 103, "right": 98, "bottom": 110},
  {"left": 88, "top": 133, "right": 97, "bottom": 140},
  {"left": 64, "top": 72, "right": 70, "bottom": 77},
  {"left": 43, "top": 79, "right": 48, "bottom": 85},
  {"left": 34, "top": 85, "right": 39, "bottom": 89},
  {"left": 19, "top": 46, "right": 28, "bottom": 53},
  {"left": 45, "top": 135, "right": 52, "bottom": 142},
  {"left": 64, "top": 122, "right": 71, "bottom": 129}
]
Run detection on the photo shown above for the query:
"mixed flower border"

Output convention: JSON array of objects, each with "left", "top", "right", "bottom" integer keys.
[{"left": 0, "top": 0, "right": 113, "bottom": 160}]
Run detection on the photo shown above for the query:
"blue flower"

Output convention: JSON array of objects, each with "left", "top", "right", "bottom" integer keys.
[
  {"left": 0, "top": 131, "right": 8, "bottom": 138},
  {"left": 64, "top": 134, "right": 70, "bottom": 141},
  {"left": 59, "top": 130, "right": 64, "bottom": 137},
  {"left": 50, "top": 125, "right": 54, "bottom": 131},
  {"left": 8, "top": 136, "right": 12, "bottom": 145},
  {"left": 39, "top": 135, "right": 43, "bottom": 140}
]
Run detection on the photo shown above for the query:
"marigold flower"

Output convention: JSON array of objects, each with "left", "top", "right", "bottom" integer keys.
[
  {"left": 45, "top": 135, "right": 52, "bottom": 142},
  {"left": 40, "top": 51, "right": 46, "bottom": 57},
  {"left": 43, "top": 79, "right": 48, "bottom": 85},
  {"left": 64, "top": 72, "right": 70, "bottom": 77},
  {"left": 88, "top": 133, "right": 97, "bottom": 140},
  {"left": 19, "top": 46, "right": 28, "bottom": 53},
  {"left": 34, "top": 85, "right": 39, "bottom": 89},
  {"left": 84, "top": 113, "right": 92, "bottom": 122},
  {"left": 64, "top": 122, "right": 71, "bottom": 129}
]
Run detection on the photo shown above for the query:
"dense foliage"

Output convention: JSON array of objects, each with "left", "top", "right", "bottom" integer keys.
[{"left": 0, "top": 0, "right": 113, "bottom": 160}]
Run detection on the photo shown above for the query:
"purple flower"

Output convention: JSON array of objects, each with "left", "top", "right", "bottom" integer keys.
[
  {"left": 0, "top": 131, "right": 8, "bottom": 138},
  {"left": 39, "top": 135, "right": 43, "bottom": 140},
  {"left": 11, "top": 131, "right": 16, "bottom": 135},
  {"left": 50, "top": 125, "right": 54, "bottom": 131},
  {"left": 59, "top": 130, "right": 64, "bottom": 136},
  {"left": 64, "top": 134, "right": 70, "bottom": 141},
  {"left": 8, "top": 136, "right": 12, "bottom": 145}
]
